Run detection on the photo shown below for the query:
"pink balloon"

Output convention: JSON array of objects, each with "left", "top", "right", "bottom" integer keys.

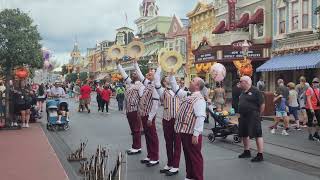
[{"left": 210, "top": 63, "right": 226, "bottom": 82}]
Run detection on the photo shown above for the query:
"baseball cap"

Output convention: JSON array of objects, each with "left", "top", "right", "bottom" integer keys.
[{"left": 312, "top": 77, "right": 319, "bottom": 83}]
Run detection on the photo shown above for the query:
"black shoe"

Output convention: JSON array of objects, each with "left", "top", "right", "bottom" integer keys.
[
  {"left": 238, "top": 150, "right": 251, "bottom": 158},
  {"left": 88, "top": 109, "right": 91, "bottom": 113},
  {"left": 165, "top": 170, "right": 179, "bottom": 176},
  {"left": 309, "top": 134, "right": 315, "bottom": 141},
  {"left": 251, "top": 153, "right": 264, "bottom": 162},
  {"left": 146, "top": 161, "right": 159, "bottom": 167},
  {"left": 160, "top": 169, "right": 170, "bottom": 174},
  {"left": 127, "top": 150, "right": 141, "bottom": 155},
  {"left": 140, "top": 159, "right": 150, "bottom": 164}
]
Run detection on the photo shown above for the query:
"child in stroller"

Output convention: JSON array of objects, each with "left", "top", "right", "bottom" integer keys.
[
  {"left": 46, "top": 100, "right": 70, "bottom": 131},
  {"left": 57, "top": 102, "right": 69, "bottom": 124},
  {"left": 207, "top": 103, "right": 241, "bottom": 143}
]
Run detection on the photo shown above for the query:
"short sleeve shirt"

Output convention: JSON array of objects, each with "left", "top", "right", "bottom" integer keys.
[
  {"left": 305, "top": 87, "right": 320, "bottom": 110},
  {"left": 238, "top": 87, "right": 264, "bottom": 114}
]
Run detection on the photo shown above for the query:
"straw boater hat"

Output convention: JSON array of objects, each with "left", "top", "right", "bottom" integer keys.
[{"left": 159, "top": 50, "right": 183, "bottom": 72}]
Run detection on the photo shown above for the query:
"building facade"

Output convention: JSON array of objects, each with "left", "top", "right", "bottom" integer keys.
[
  {"left": 164, "top": 15, "right": 189, "bottom": 77},
  {"left": 135, "top": 0, "right": 172, "bottom": 69},
  {"left": 257, "top": 0, "right": 320, "bottom": 91},
  {"left": 193, "top": 0, "right": 272, "bottom": 98},
  {"left": 187, "top": 1, "right": 215, "bottom": 84}
]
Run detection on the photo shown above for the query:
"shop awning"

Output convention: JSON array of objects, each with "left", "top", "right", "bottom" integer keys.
[
  {"left": 248, "top": 8, "right": 264, "bottom": 24},
  {"left": 256, "top": 52, "right": 320, "bottom": 72},
  {"left": 212, "top": 21, "right": 226, "bottom": 34},
  {"left": 236, "top": 13, "right": 249, "bottom": 28}
]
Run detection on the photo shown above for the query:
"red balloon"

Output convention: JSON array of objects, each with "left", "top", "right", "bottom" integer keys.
[{"left": 15, "top": 68, "right": 29, "bottom": 79}]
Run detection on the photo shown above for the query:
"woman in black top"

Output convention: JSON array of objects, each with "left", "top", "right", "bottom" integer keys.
[{"left": 36, "top": 84, "right": 46, "bottom": 112}]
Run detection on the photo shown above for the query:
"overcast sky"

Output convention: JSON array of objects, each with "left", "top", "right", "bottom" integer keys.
[{"left": 1, "top": 0, "right": 198, "bottom": 64}]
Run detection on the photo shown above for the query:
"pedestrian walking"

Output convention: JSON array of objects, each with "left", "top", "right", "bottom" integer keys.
[
  {"left": 296, "top": 76, "right": 309, "bottom": 127},
  {"left": 305, "top": 77, "right": 320, "bottom": 141},
  {"left": 36, "top": 83, "right": 46, "bottom": 113},
  {"left": 287, "top": 82, "right": 301, "bottom": 130},
  {"left": 213, "top": 82, "right": 226, "bottom": 111},
  {"left": 269, "top": 79, "right": 290, "bottom": 135},
  {"left": 79, "top": 81, "right": 92, "bottom": 113},
  {"left": 116, "top": 83, "right": 125, "bottom": 111},
  {"left": 238, "top": 76, "right": 265, "bottom": 162},
  {"left": 101, "top": 84, "right": 112, "bottom": 114},
  {"left": 169, "top": 73, "right": 206, "bottom": 180},
  {"left": 155, "top": 66, "right": 181, "bottom": 176},
  {"left": 117, "top": 62, "right": 143, "bottom": 155},
  {"left": 134, "top": 60, "right": 160, "bottom": 167},
  {"left": 96, "top": 83, "right": 104, "bottom": 112},
  {"left": 74, "top": 83, "right": 81, "bottom": 102}
]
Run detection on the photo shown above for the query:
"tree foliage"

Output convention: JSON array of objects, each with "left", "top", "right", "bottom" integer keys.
[
  {"left": 61, "top": 64, "right": 68, "bottom": 75},
  {"left": 138, "top": 60, "right": 149, "bottom": 75},
  {"left": 0, "top": 9, "right": 43, "bottom": 70}
]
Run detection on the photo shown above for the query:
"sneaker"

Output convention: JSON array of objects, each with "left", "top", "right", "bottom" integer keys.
[
  {"left": 270, "top": 128, "right": 276, "bottom": 134},
  {"left": 294, "top": 127, "right": 301, "bottom": 131},
  {"left": 238, "top": 150, "right": 251, "bottom": 158},
  {"left": 22, "top": 123, "right": 26, "bottom": 128},
  {"left": 281, "top": 130, "right": 289, "bottom": 136},
  {"left": 308, "top": 134, "right": 315, "bottom": 141},
  {"left": 56, "top": 120, "right": 62, "bottom": 124},
  {"left": 25, "top": 123, "right": 29, "bottom": 128},
  {"left": 251, "top": 153, "right": 264, "bottom": 162},
  {"left": 313, "top": 132, "right": 320, "bottom": 140},
  {"left": 13, "top": 122, "right": 18, "bottom": 126}
]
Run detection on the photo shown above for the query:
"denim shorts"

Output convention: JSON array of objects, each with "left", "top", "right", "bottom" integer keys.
[{"left": 276, "top": 111, "right": 287, "bottom": 117}]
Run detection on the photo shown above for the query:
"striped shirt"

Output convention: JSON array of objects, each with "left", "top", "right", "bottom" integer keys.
[
  {"left": 175, "top": 93, "right": 204, "bottom": 134},
  {"left": 124, "top": 83, "right": 141, "bottom": 113},
  {"left": 138, "top": 83, "right": 155, "bottom": 117},
  {"left": 163, "top": 89, "right": 180, "bottom": 121}
]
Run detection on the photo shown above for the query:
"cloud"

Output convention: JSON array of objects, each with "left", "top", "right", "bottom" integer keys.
[{"left": 2, "top": 0, "right": 197, "bottom": 63}]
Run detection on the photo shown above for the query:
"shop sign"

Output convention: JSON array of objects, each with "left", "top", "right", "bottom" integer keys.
[
  {"left": 223, "top": 50, "right": 262, "bottom": 59},
  {"left": 195, "top": 53, "right": 215, "bottom": 62}
]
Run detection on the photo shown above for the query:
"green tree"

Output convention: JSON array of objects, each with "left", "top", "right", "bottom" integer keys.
[
  {"left": 138, "top": 59, "right": 149, "bottom": 75},
  {"left": 65, "top": 73, "right": 78, "bottom": 83},
  {"left": 79, "top": 72, "right": 88, "bottom": 82},
  {"left": 0, "top": 9, "right": 42, "bottom": 124},
  {"left": 61, "top": 64, "right": 68, "bottom": 75}
]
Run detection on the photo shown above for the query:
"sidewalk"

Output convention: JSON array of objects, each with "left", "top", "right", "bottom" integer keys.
[{"left": 0, "top": 123, "right": 69, "bottom": 180}]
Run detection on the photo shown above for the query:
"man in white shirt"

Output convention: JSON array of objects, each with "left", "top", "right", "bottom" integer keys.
[
  {"left": 50, "top": 82, "right": 66, "bottom": 98},
  {"left": 134, "top": 60, "right": 160, "bottom": 167},
  {"left": 169, "top": 72, "right": 206, "bottom": 180},
  {"left": 117, "top": 61, "right": 144, "bottom": 155},
  {"left": 154, "top": 66, "right": 181, "bottom": 176}
]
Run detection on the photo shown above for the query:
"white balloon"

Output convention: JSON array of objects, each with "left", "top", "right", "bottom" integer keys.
[{"left": 210, "top": 63, "right": 226, "bottom": 82}]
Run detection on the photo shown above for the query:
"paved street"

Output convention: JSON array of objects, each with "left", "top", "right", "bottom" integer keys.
[{"left": 39, "top": 96, "right": 320, "bottom": 180}]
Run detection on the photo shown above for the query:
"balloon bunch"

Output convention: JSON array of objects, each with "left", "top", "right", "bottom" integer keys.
[{"left": 42, "top": 48, "right": 53, "bottom": 71}]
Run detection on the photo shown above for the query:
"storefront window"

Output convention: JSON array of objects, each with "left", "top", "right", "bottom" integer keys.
[
  {"left": 256, "top": 24, "right": 264, "bottom": 37},
  {"left": 292, "top": 1, "right": 299, "bottom": 30},
  {"left": 279, "top": 7, "right": 286, "bottom": 34},
  {"left": 302, "top": 0, "right": 309, "bottom": 29}
]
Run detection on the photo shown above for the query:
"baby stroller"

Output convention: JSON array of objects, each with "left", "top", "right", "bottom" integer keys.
[
  {"left": 207, "top": 104, "right": 241, "bottom": 143},
  {"left": 46, "top": 99, "right": 70, "bottom": 131},
  {"left": 29, "top": 105, "right": 41, "bottom": 123}
]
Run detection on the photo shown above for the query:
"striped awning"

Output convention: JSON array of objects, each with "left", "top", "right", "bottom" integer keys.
[{"left": 256, "top": 52, "right": 320, "bottom": 72}]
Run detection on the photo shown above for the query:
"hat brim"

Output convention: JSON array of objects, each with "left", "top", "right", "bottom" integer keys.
[{"left": 160, "top": 51, "right": 183, "bottom": 73}]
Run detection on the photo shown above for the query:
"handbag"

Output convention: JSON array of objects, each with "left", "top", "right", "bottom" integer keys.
[{"left": 312, "top": 88, "right": 320, "bottom": 107}]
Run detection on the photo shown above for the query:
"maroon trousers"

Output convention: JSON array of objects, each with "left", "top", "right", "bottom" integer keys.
[
  {"left": 126, "top": 111, "right": 141, "bottom": 149},
  {"left": 163, "top": 119, "right": 181, "bottom": 168},
  {"left": 141, "top": 115, "right": 159, "bottom": 161},
  {"left": 180, "top": 133, "right": 203, "bottom": 180}
]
